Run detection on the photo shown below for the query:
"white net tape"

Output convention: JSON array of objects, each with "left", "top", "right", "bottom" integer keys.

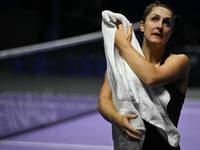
[{"left": 0, "top": 21, "right": 140, "bottom": 60}]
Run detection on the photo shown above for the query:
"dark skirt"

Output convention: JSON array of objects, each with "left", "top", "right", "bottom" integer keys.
[{"left": 142, "top": 120, "right": 181, "bottom": 150}]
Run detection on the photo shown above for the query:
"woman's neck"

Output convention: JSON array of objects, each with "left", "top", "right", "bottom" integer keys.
[{"left": 142, "top": 40, "right": 165, "bottom": 66}]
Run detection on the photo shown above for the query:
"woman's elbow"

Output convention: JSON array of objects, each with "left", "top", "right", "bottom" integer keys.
[
  {"left": 97, "top": 101, "right": 100, "bottom": 112},
  {"left": 144, "top": 77, "right": 158, "bottom": 87},
  {"left": 97, "top": 97, "right": 102, "bottom": 112}
]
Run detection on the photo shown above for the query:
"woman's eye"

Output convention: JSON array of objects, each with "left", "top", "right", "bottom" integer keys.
[
  {"left": 164, "top": 21, "right": 171, "bottom": 27},
  {"left": 152, "top": 17, "right": 158, "bottom": 22}
]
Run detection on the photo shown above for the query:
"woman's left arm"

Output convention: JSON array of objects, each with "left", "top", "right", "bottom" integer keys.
[{"left": 115, "top": 24, "right": 190, "bottom": 87}]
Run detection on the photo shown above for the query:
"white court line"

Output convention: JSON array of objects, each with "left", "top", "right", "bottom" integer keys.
[
  {"left": 0, "top": 140, "right": 189, "bottom": 150},
  {"left": 0, "top": 140, "right": 113, "bottom": 150}
]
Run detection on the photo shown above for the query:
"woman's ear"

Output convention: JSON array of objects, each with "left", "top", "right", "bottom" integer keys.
[{"left": 140, "top": 21, "right": 144, "bottom": 32}]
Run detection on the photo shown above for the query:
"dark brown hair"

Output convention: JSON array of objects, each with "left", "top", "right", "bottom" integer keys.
[{"left": 142, "top": 1, "right": 175, "bottom": 31}]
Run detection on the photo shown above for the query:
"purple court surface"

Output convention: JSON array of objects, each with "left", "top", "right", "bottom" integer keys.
[{"left": 0, "top": 98, "right": 200, "bottom": 150}]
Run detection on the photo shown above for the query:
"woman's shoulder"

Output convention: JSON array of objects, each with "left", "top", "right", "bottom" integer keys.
[
  {"left": 164, "top": 53, "right": 190, "bottom": 77},
  {"left": 167, "top": 53, "right": 190, "bottom": 66},
  {"left": 167, "top": 54, "right": 189, "bottom": 94},
  {"left": 169, "top": 53, "right": 189, "bottom": 59}
]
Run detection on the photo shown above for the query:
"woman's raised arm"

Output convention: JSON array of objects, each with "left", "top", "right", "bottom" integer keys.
[{"left": 115, "top": 24, "right": 190, "bottom": 89}]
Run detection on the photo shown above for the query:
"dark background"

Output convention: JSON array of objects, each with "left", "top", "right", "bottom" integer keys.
[
  {"left": 0, "top": 0, "right": 200, "bottom": 86},
  {"left": 0, "top": 0, "right": 200, "bottom": 49}
]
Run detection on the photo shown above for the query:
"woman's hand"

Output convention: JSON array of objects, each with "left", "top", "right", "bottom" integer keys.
[
  {"left": 114, "top": 113, "right": 142, "bottom": 142},
  {"left": 98, "top": 72, "right": 141, "bottom": 142},
  {"left": 114, "top": 23, "right": 132, "bottom": 49}
]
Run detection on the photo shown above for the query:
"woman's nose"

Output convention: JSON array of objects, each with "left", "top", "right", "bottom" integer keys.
[{"left": 156, "top": 21, "right": 163, "bottom": 29}]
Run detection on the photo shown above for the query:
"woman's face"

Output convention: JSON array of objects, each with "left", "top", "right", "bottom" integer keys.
[{"left": 140, "top": 6, "right": 173, "bottom": 46}]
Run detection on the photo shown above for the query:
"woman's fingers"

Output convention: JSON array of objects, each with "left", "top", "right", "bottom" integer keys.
[
  {"left": 115, "top": 23, "right": 132, "bottom": 43},
  {"left": 126, "top": 129, "right": 142, "bottom": 141},
  {"left": 115, "top": 114, "right": 142, "bottom": 142},
  {"left": 126, "top": 114, "right": 138, "bottom": 119},
  {"left": 128, "top": 23, "right": 132, "bottom": 33},
  {"left": 120, "top": 114, "right": 142, "bottom": 141},
  {"left": 125, "top": 117, "right": 141, "bottom": 136},
  {"left": 127, "top": 23, "right": 132, "bottom": 42},
  {"left": 118, "top": 23, "right": 132, "bottom": 32},
  {"left": 118, "top": 23, "right": 124, "bottom": 31},
  {"left": 121, "top": 126, "right": 142, "bottom": 142}
]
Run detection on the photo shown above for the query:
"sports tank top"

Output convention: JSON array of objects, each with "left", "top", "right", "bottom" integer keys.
[
  {"left": 160, "top": 53, "right": 185, "bottom": 127},
  {"left": 142, "top": 53, "right": 185, "bottom": 150}
]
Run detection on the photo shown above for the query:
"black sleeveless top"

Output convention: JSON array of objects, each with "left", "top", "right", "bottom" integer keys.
[{"left": 142, "top": 53, "right": 185, "bottom": 150}]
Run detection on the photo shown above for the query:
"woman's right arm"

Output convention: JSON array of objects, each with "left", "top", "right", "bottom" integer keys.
[
  {"left": 97, "top": 71, "right": 119, "bottom": 124},
  {"left": 97, "top": 71, "right": 141, "bottom": 141}
]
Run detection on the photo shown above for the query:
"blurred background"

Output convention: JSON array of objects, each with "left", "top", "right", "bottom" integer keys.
[
  {"left": 0, "top": 0, "right": 200, "bottom": 149},
  {"left": 0, "top": 0, "right": 200, "bottom": 85},
  {"left": 1, "top": 0, "right": 200, "bottom": 46}
]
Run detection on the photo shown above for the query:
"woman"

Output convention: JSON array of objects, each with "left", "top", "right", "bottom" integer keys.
[{"left": 97, "top": 1, "right": 190, "bottom": 150}]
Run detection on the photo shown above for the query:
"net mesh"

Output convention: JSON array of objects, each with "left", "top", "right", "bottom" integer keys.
[{"left": 0, "top": 22, "right": 140, "bottom": 138}]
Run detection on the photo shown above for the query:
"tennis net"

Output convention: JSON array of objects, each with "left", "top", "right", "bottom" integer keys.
[{"left": 0, "top": 21, "right": 140, "bottom": 138}]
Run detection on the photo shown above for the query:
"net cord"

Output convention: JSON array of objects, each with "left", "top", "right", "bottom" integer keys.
[{"left": 0, "top": 21, "right": 140, "bottom": 60}]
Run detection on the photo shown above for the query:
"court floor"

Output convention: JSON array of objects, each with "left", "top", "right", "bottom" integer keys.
[{"left": 0, "top": 97, "right": 199, "bottom": 150}]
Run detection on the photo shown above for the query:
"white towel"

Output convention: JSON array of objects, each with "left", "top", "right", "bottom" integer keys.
[{"left": 101, "top": 10, "right": 180, "bottom": 149}]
